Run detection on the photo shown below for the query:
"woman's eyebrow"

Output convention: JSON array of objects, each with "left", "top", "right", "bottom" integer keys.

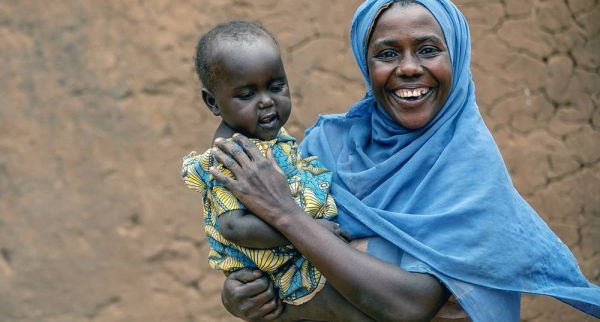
[
  {"left": 414, "top": 35, "right": 444, "bottom": 45},
  {"left": 371, "top": 39, "right": 399, "bottom": 49}
]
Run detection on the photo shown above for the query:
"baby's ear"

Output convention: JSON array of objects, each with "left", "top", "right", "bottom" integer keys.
[{"left": 202, "top": 88, "right": 220, "bottom": 116}]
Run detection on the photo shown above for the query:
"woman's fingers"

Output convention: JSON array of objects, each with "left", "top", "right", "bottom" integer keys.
[
  {"left": 214, "top": 135, "right": 261, "bottom": 169},
  {"left": 209, "top": 152, "right": 237, "bottom": 192},
  {"left": 212, "top": 135, "right": 265, "bottom": 182},
  {"left": 233, "top": 134, "right": 265, "bottom": 162},
  {"left": 265, "top": 147, "right": 285, "bottom": 176},
  {"left": 211, "top": 142, "right": 240, "bottom": 170},
  {"left": 210, "top": 139, "right": 249, "bottom": 193},
  {"left": 231, "top": 134, "right": 284, "bottom": 176}
]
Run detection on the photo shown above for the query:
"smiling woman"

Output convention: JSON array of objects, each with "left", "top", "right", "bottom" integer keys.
[{"left": 367, "top": 2, "right": 452, "bottom": 129}]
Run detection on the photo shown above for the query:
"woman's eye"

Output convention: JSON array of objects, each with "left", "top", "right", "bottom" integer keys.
[
  {"left": 375, "top": 50, "right": 398, "bottom": 60},
  {"left": 419, "top": 47, "right": 439, "bottom": 56}
]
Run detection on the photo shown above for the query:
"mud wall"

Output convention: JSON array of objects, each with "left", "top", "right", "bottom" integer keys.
[{"left": 0, "top": 0, "right": 598, "bottom": 321}]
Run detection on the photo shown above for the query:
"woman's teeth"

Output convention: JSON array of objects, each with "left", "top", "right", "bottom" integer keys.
[{"left": 395, "top": 88, "right": 430, "bottom": 98}]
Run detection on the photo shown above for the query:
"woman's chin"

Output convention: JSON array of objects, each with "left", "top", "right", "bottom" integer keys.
[
  {"left": 399, "top": 117, "right": 431, "bottom": 130},
  {"left": 387, "top": 107, "right": 436, "bottom": 130}
]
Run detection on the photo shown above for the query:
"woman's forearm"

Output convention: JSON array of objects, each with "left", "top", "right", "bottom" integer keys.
[
  {"left": 280, "top": 282, "right": 377, "bottom": 322},
  {"left": 274, "top": 209, "right": 449, "bottom": 322}
]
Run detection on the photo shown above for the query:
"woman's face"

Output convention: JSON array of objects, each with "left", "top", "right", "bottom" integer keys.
[{"left": 367, "top": 3, "right": 452, "bottom": 130}]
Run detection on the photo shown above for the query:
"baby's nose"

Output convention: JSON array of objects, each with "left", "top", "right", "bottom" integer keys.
[{"left": 258, "top": 95, "right": 274, "bottom": 108}]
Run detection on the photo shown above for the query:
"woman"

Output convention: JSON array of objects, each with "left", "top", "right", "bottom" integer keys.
[{"left": 210, "top": 0, "right": 600, "bottom": 320}]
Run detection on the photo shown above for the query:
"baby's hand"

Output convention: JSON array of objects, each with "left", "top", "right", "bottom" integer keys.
[{"left": 316, "top": 219, "right": 352, "bottom": 244}]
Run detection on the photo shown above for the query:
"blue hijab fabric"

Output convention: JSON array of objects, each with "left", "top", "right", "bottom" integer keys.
[{"left": 299, "top": 0, "right": 600, "bottom": 320}]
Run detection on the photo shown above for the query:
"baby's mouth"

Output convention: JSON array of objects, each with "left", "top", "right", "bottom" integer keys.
[
  {"left": 393, "top": 87, "right": 432, "bottom": 101},
  {"left": 259, "top": 114, "right": 277, "bottom": 125}
]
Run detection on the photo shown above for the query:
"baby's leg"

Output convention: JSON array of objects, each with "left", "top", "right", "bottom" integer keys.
[{"left": 281, "top": 282, "right": 376, "bottom": 322}]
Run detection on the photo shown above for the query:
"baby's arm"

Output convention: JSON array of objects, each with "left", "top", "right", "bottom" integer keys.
[
  {"left": 220, "top": 211, "right": 350, "bottom": 249},
  {"left": 219, "top": 210, "right": 290, "bottom": 248}
]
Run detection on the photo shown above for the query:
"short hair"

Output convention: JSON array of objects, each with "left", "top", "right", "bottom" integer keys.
[{"left": 194, "top": 20, "right": 278, "bottom": 92}]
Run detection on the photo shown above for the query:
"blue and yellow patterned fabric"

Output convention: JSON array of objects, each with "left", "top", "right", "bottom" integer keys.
[{"left": 182, "top": 128, "right": 337, "bottom": 305}]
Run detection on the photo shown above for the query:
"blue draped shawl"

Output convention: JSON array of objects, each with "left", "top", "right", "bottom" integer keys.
[{"left": 298, "top": 0, "right": 600, "bottom": 320}]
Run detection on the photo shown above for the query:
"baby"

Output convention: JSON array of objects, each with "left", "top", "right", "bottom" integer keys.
[{"left": 182, "top": 20, "right": 345, "bottom": 306}]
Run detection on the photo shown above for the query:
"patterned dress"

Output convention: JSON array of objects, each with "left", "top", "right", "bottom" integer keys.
[{"left": 181, "top": 128, "right": 337, "bottom": 305}]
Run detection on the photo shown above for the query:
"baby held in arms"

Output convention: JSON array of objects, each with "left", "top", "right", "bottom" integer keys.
[{"left": 182, "top": 20, "right": 375, "bottom": 321}]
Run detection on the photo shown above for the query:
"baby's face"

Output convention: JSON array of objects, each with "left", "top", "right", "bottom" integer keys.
[{"left": 209, "top": 35, "right": 291, "bottom": 141}]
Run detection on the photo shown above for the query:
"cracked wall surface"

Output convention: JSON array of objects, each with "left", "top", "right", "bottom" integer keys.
[{"left": 0, "top": 0, "right": 598, "bottom": 321}]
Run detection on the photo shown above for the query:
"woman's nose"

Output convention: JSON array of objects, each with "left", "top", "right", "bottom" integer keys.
[{"left": 395, "top": 54, "right": 422, "bottom": 77}]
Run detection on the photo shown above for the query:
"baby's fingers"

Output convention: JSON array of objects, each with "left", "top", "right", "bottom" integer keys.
[
  {"left": 260, "top": 300, "right": 284, "bottom": 321},
  {"left": 338, "top": 227, "right": 352, "bottom": 243}
]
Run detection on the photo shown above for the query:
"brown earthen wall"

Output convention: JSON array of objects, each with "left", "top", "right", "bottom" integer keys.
[{"left": 0, "top": 0, "right": 598, "bottom": 321}]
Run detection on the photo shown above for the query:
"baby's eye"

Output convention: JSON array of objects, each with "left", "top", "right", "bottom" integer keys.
[
  {"left": 237, "top": 92, "right": 255, "bottom": 100},
  {"left": 270, "top": 83, "right": 287, "bottom": 92}
]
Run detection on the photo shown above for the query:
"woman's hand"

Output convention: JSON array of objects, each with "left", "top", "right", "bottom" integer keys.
[
  {"left": 210, "top": 134, "right": 301, "bottom": 223},
  {"left": 221, "top": 269, "right": 283, "bottom": 321}
]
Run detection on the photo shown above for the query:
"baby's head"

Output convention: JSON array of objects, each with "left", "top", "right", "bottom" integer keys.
[{"left": 194, "top": 20, "right": 291, "bottom": 141}]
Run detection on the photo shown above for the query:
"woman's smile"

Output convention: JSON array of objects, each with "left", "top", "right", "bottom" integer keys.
[
  {"left": 393, "top": 87, "right": 431, "bottom": 99},
  {"left": 391, "top": 86, "right": 435, "bottom": 108}
]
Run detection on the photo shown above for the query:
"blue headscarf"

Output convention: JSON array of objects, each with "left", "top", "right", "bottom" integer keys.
[{"left": 299, "top": 0, "right": 600, "bottom": 320}]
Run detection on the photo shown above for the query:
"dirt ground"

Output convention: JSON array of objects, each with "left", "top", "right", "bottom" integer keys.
[{"left": 0, "top": 0, "right": 598, "bottom": 321}]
